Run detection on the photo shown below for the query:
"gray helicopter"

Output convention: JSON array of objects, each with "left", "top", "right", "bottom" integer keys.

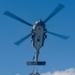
[{"left": 3, "top": 4, "right": 69, "bottom": 65}]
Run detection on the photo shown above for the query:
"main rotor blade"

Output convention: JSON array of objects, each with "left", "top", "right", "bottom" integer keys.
[
  {"left": 44, "top": 4, "right": 65, "bottom": 23},
  {"left": 47, "top": 31, "right": 69, "bottom": 39},
  {"left": 3, "top": 11, "right": 33, "bottom": 26},
  {"left": 15, "top": 33, "right": 31, "bottom": 45}
]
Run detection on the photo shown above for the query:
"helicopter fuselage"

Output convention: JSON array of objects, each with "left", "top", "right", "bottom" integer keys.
[{"left": 31, "top": 20, "right": 47, "bottom": 50}]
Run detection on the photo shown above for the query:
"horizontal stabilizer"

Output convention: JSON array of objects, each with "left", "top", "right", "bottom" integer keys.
[{"left": 27, "top": 61, "right": 46, "bottom": 65}]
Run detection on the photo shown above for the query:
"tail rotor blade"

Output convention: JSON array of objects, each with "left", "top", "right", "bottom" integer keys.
[
  {"left": 47, "top": 31, "right": 69, "bottom": 39},
  {"left": 3, "top": 11, "right": 33, "bottom": 26},
  {"left": 44, "top": 4, "right": 65, "bottom": 23},
  {"left": 15, "top": 33, "right": 31, "bottom": 45}
]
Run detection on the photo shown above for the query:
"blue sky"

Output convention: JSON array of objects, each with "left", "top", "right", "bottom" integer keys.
[{"left": 0, "top": 0, "right": 75, "bottom": 75}]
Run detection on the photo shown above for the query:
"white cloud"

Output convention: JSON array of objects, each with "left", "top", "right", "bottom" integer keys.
[
  {"left": 15, "top": 74, "right": 20, "bottom": 75},
  {"left": 41, "top": 68, "right": 75, "bottom": 75}
]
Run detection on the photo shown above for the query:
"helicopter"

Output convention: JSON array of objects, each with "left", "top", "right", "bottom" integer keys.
[{"left": 3, "top": 4, "right": 69, "bottom": 65}]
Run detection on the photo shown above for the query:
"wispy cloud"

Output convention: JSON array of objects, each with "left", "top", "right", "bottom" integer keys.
[
  {"left": 41, "top": 68, "right": 75, "bottom": 75},
  {"left": 15, "top": 74, "right": 20, "bottom": 75}
]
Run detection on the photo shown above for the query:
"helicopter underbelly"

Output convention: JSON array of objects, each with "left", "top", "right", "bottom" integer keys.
[{"left": 33, "top": 26, "right": 44, "bottom": 50}]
